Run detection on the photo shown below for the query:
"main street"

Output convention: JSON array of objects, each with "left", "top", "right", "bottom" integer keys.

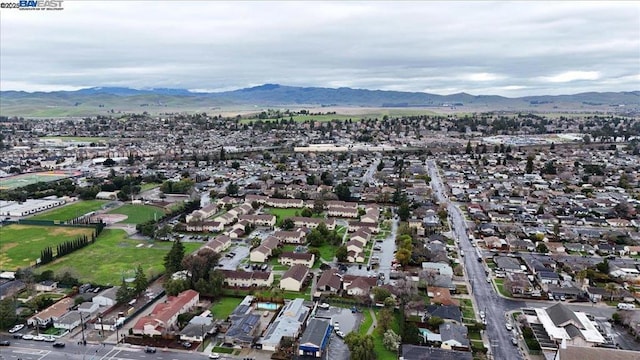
[
  {"left": 426, "top": 160, "right": 620, "bottom": 359},
  {"left": 0, "top": 339, "right": 215, "bottom": 360},
  {"left": 427, "top": 160, "right": 524, "bottom": 360}
]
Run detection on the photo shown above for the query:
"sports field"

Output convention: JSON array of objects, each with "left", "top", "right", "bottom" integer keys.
[
  {"left": 107, "top": 204, "right": 166, "bottom": 224},
  {"left": 0, "top": 170, "right": 80, "bottom": 190},
  {"left": 0, "top": 224, "right": 96, "bottom": 270},
  {"left": 38, "top": 229, "right": 202, "bottom": 285},
  {"left": 30, "top": 200, "right": 107, "bottom": 222}
]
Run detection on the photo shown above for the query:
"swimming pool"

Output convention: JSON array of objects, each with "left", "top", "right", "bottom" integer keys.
[{"left": 257, "top": 302, "right": 279, "bottom": 310}]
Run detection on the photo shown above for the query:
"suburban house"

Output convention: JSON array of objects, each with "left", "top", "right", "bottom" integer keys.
[
  {"left": 260, "top": 298, "right": 310, "bottom": 351},
  {"left": 93, "top": 287, "right": 119, "bottom": 307},
  {"left": 239, "top": 214, "right": 277, "bottom": 227},
  {"left": 27, "top": 297, "right": 74, "bottom": 328},
  {"left": 180, "top": 315, "right": 216, "bottom": 343},
  {"left": 316, "top": 268, "right": 342, "bottom": 294},
  {"left": 278, "top": 252, "right": 315, "bottom": 268},
  {"left": 298, "top": 318, "right": 332, "bottom": 358},
  {"left": 292, "top": 217, "right": 336, "bottom": 230},
  {"left": 221, "top": 270, "right": 274, "bottom": 288},
  {"left": 132, "top": 290, "right": 200, "bottom": 336},
  {"left": 186, "top": 203, "right": 219, "bottom": 223},
  {"left": 402, "top": 345, "right": 473, "bottom": 360},
  {"left": 35, "top": 280, "right": 58, "bottom": 292},
  {"left": 280, "top": 264, "right": 309, "bottom": 292},
  {"left": 203, "top": 235, "right": 232, "bottom": 253},
  {"left": 527, "top": 303, "right": 605, "bottom": 348},
  {"left": 504, "top": 272, "right": 534, "bottom": 296},
  {"left": 273, "top": 229, "right": 307, "bottom": 244},
  {"left": 250, "top": 236, "right": 280, "bottom": 263},
  {"left": 342, "top": 275, "right": 377, "bottom": 297},
  {"left": 53, "top": 310, "right": 82, "bottom": 331}
]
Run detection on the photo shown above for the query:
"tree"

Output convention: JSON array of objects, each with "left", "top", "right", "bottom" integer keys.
[
  {"left": 382, "top": 329, "right": 401, "bottom": 352},
  {"left": 372, "top": 287, "right": 392, "bottom": 303},
  {"left": 596, "top": 259, "right": 609, "bottom": 274},
  {"left": 0, "top": 298, "right": 18, "bottom": 329},
  {"left": 536, "top": 243, "right": 549, "bottom": 254},
  {"left": 427, "top": 316, "right": 444, "bottom": 329},
  {"left": 377, "top": 161, "right": 384, "bottom": 172},
  {"left": 116, "top": 279, "right": 133, "bottom": 304},
  {"left": 395, "top": 248, "right": 411, "bottom": 267},
  {"left": 103, "top": 158, "right": 116, "bottom": 167},
  {"left": 231, "top": 161, "right": 240, "bottom": 169},
  {"left": 226, "top": 182, "right": 239, "bottom": 196},
  {"left": 344, "top": 333, "right": 376, "bottom": 360},
  {"left": 335, "top": 245, "right": 348, "bottom": 262},
  {"left": 465, "top": 140, "right": 472, "bottom": 154},
  {"left": 164, "top": 278, "right": 190, "bottom": 296},
  {"left": 164, "top": 239, "right": 185, "bottom": 275},
  {"left": 182, "top": 248, "right": 221, "bottom": 286},
  {"left": 300, "top": 207, "right": 313, "bottom": 217},
  {"left": 334, "top": 182, "right": 352, "bottom": 201},
  {"left": 525, "top": 155, "right": 534, "bottom": 174},
  {"left": 133, "top": 264, "right": 148, "bottom": 296},
  {"left": 281, "top": 218, "right": 295, "bottom": 230},
  {"left": 605, "top": 283, "right": 618, "bottom": 301},
  {"left": 397, "top": 202, "right": 410, "bottom": 221},
  {"left": 377, "top": 307, "right": 393, "bottom": 333}
]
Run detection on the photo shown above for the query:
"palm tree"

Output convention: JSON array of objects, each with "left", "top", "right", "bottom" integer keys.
[{"left": 605, "top": 283, "right": 618, "bottom": 301}]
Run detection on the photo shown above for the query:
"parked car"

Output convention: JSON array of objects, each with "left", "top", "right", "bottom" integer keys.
[
  {"left": 44, "top": 336, "right": 56, "bottom": 342},
  {"left": 21, "top": 334, "right": 34, "bottom": 340},
  {"left": 209, "top": 353, "right": 221, "bottom": 359},
  {"left": 336, "top": 330, "right": 345, "bottom": 338},
  {"left": 52, "top": 342, "right": 66, "bottom": 348},
  {"left": 318, "top": 303, "right": 330, "bottom": 310},
  {"left": 33, "top": 335, "right": 45, "bottom": 341},
  {"left": 182, "top": 341, "right": 192, "bottom": 348},
  {"left": 8, "top": 324, "right": 24, "bottom": 333},
  {"left": 505, "top": 323, "right": 513, "bottom": 331},
  {"left": 145, "top": 347, "right": 156, "bottom": 353},
  {"left": 511, "top": 337, "right": 518, "bottom": 346}
]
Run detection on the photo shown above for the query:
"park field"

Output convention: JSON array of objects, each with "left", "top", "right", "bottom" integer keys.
[
  {"left": 107, "top": 204, "right": 166, "bottom": 224},
  {"left": 0, "top": 224, "right": 96, "bottom": 270},
  {"left": 38, "top": 229, "right": 202, "bottom": 285},
  {"left": 30, "top": 200, "right": 107, "bottom": 222}
]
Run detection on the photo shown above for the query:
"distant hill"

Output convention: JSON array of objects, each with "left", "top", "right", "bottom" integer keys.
[{"left": 1, "top": 84, "right": 638, "bottom": 117}]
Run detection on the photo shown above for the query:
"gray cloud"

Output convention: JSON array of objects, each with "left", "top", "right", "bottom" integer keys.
[{"left": 1, "top": 1, "right": 638, "bottom": 96}]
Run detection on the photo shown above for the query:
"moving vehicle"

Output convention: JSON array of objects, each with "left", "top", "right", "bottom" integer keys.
[
  {"left": 617, "top": 303, "right": 636, "bottom": 310},
  {"left": 0, "top": 341, "right": 10, "bottom": 346},
  {"left": 52, "top": 342, "right": 66, "bottom": 348},
  {"left": 145, "top": 347, "right": 157, "bottom": 353},
  {"left": 209, "top": 353, "right": 221, "bottom": 359}
]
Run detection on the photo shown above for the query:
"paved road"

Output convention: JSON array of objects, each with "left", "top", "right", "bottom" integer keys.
[
  {"left": 0, "top": 340, "right": 211, "bottom": 360},
  {"left": 427, "top": 160, "right": 524, "bottom": 360}
]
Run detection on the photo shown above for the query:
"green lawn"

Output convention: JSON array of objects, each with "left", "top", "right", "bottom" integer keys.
[
  {"left": 371, "top": 309, "right": 401, "bottom": 360},
  {"left": 311, "top": 243, "right": 338, "bottom": 262},
  {"left": 0, "top": 224, "right": 97, "bottom": 270},
  {"left": 107, "top": 204, "right": 166, "bottom": 224},
  {"left": 359, "top": 309, "right": 373, "bottom": 335},
  {"left": 140, "top": 182, "right": 161, "bottom": 191},
  {"left": 494, "top": 279, "right": 510, "bottom": 297},
  {"left": 266, "top": 208, "right": 301, "bottom": 226},
  {"left": 30, "top": 200, "right": 107, "bottom": 222},
  {"left": 210, "top": 297, "right": 244, "bottom": 320},
  {"left": 38, "top": 229, "right": 201, "bottom": 285}
]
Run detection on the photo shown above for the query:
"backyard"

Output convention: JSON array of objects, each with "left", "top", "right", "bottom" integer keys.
[{"left": 210, "top": 297, "right": 243, "bottom": 320}]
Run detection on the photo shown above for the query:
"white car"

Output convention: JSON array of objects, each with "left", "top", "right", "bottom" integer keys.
[
  {"left": 21, "top": 334, "right": 34, "bottom": 340},
  {"left": 33, "top": 335, "right": 46, "bottom": 341},
  {"left": 505, "top": 323, "right": 513, "bottom": 331},
  {"left": 9, "top": 324, "right": 24, "bottom": 333},
  {"left": 44, "top": 336, "right": 56, "bottom": 342},
  {"left": 318, "top": 303, "right": 330, "bottom": 310},
  {"left": 336, "top": 330, "right": 346, "bottom": 338},
  {"left": 208, "top": 353, "right": 221, "bottom": 359}
]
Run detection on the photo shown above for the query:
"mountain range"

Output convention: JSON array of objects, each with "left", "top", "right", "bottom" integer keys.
[{"left": 1, "top": 84, "right": 639, "bottom": 117}]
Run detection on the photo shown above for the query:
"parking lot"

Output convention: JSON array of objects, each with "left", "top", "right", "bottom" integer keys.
[
  {"left": 218, "top": 244, "right": 250, "bottom": 270},
  {"left": 315, "top": 306, "right": 363, "bottom": 360}
]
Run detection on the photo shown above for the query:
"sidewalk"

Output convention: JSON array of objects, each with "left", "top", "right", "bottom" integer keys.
[{"left": 366, "top": 308, "right": 378, "bottom": 335}]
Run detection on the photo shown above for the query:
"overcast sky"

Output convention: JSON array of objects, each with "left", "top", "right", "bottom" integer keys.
[{"left": 1, "top": 1, "right": 639, "bottom": 96}]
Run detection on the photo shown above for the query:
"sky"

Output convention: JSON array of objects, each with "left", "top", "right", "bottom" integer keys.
[{"left": 1, "top": 1, "right": 639, "bottom": 97}]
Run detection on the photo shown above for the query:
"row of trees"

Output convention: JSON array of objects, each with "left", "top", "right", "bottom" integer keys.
[{"left": 39, "top": 234, "right": 96, "bottom": 265}]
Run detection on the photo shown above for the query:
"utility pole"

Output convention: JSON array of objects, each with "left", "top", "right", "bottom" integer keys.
[{"left": 80, "top": 312, "right": 86, "bottom": 345}]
